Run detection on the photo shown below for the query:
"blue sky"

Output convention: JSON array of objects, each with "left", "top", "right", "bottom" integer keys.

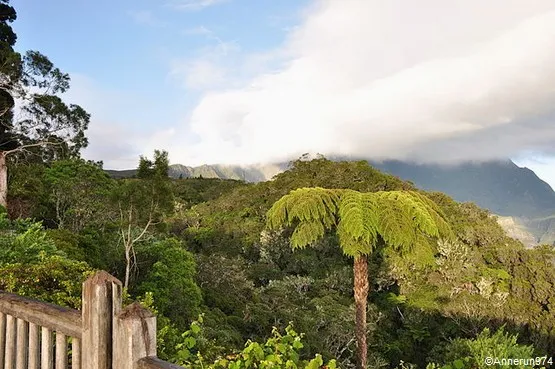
[
  {"left": 12, "top": 0, "right": 555, "bottom": 189},
  {"left": 13, "top": 0, "right": 308, "bottom": 146}
]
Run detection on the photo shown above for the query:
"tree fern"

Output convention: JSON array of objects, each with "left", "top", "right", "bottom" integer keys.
[
  {"left": 266, "top": 188, "right": 452, "bottom": 257},
  {"left": 337, "top": 190, "right": 379, "bottom": 257},
  {"left": 266, "top": 187, "right": 452, "bottom": 369},
  {"left": 266, "top": 187, "right": 339, "bottom": 233},
  {"left": 291, "top": 221, "right": 327, "bottom": 249}
]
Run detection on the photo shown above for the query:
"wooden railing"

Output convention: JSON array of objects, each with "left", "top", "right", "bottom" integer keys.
[{"left": 0, "top": 271, "right": 186, "bottom": 369}]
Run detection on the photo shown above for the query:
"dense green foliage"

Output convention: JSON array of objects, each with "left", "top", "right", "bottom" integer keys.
[
  {"left": 135, "top": 238, "right": 202, "bottom": 327},
  {"left": 0, "top": 213, "right": 93, "bottom": 308},
  {"left": 171, "top": 315, "right": 337, "bottom": 369},
  {"left": 3, "top": 155, "right": 555, "bottom": 368},
  {"left": 427, "top": 327, "right": 545, "bottom": 369}
]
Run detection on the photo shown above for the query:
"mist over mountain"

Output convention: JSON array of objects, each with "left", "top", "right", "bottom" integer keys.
[
  {"left": 106, "top": 157, "right": 555, "bottom": 246},
  {"left": 370, "top": 159, "right": 555, "bottom": 218},
  {"left": 105, "top": 162, "right": 288, "bottom": 182},
  {"left": 368, "top": 159, "right": 555, "bottom": 246},
  {"left": 107, "top": 157, "right": 555, "bottom": 216}
]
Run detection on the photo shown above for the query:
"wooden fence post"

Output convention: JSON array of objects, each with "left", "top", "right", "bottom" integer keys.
[
  {"left": 113, "top": 302, "right": 156, "bottom": 369},
  {"left": 82, "top": 271, "right": 122, "bottom": 369}
]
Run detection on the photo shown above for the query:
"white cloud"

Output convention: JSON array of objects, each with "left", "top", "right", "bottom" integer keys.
[
  {"left": 169, "top": 40, "right": 240, "bottom": 90},
  {"left": 63, "top": 74, "right": 167, "bottom": 169},
  {"left": 170, "top": 58, "right": 228, "bottom": 90},
  {"left": 170, "top": 0, "right": 555, "bottom": 167}
]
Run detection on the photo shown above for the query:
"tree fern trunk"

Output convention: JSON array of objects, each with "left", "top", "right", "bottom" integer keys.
[
  {"left": 0, "top": 152, "right": 7, "bottom": 210},
  {"left": 353, "top": 255, "right": 368, "bottom": 369}
]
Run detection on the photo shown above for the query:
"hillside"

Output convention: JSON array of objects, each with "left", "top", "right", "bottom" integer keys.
[
  {"left": 369, "top": 159, "right": 555, "bottom": 246},
  {"left": 107, "top": 159, "right": 555, "bottom": 218},
  {"left": 7, "top": 157, "right": 555, "bottom": 368},
  {"left": 106, "top": 158, "right": 555, "bottom": 246},
  {"left": 172, "top": 158, "right": 555, "bottom": 364}
]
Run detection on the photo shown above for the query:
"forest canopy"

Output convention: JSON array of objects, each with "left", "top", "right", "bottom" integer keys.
[{"left": 4, "top": 154, "right": 555, "bottom": 369}]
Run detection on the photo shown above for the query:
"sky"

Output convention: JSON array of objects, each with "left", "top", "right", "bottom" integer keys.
[{"left": 12, "top": 0, "right": 555, "bottom": 188}]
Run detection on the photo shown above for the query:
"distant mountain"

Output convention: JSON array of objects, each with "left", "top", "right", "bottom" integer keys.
[
  {"left": 105, "top": 162, "right": 288, "bottom": 182},
  {"left": 104, "top": 169, "right": 138, "bottom": 179},
  {"left": 368, "top": 159, "right": 555, "bottom": 247},
  {"left": 106, "top": 159, "right": 555, "bottom": 218},
  {"left": 105, "top": 158, "right": 555, "bottom": 246},
  {"left": 370, "top": 159, "right": 555, "bottom": 218}
]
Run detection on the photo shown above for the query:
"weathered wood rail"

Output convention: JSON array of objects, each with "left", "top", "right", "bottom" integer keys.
[{"left": 0, "top": 271, "right": 186, "bottom": 369}]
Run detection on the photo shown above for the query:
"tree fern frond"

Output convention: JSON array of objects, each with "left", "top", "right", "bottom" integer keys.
[
  {"left": 336, "top": 190, "right": 380, "bottom": 256},
  {"left": 288, "top": 188, "right": 335, "bottom": 225},
  {"left": 407, "top": 191, "right": 454, "bottom": 240},
  {"left": 266, "top": 195, "right": 290, "bottom": 229},
  {"left": 266, "top": 187, "right": 340, "bottom": 248},
  {"left": 338, "top": 190, "right": 371, "bottom": 241},
  {"left": 290, "top": 220, "right": 326, "bottom": 249},
  {"left": 337, "top": 228, "right": 372, "bottom": 257},
  {"left": 408, "top": 191, "right": 446, "bottom": 216},
  {"left": 374, "top": 192, "right": 417, "bottom": 251},
  {"left": 267, "top": 187, "right": 452, "bottom": 257}
]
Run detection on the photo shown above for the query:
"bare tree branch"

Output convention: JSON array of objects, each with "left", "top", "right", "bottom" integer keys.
[{"left": 3, "top": 140, "right": 62, "bottom": 155}]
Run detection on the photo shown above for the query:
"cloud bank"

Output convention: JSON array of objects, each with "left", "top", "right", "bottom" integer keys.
[{"left": 177, "top": 0, "right": 555, "bottom": 166}]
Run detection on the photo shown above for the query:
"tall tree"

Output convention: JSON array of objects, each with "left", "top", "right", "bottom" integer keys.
[
  {"left": 137, "top": 149, "right": 169, "bottom": 179},
  {"left": 0, "top": 0, "right": 89, "bottom": 209},
  {"left": 113, "top": 150, "right": 174, "bottom": 289},
  {"left": 266, "top": 188, "right": 452, "bottom": 369}
]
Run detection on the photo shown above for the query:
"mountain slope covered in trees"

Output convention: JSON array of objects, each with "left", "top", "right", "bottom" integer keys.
[
  {"left": 107, "top": 158, "right": 555, "bottom": 246},
  {"left": 107, "top": 158, "right": 555, "bottom": 218},
  {"left": 6, "top": 156, "right": 555, "bottom": 368}
]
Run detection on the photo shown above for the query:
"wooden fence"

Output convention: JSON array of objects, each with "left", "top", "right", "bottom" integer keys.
[{"left": 0, "top": 271, "right": 184, "bottom": 369}]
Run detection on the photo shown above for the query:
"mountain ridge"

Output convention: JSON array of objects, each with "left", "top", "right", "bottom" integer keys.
[{"left": 105, "top": 158, "right": 555, "bottom": 246}]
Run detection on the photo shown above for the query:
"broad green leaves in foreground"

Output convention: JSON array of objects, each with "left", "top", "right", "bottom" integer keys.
[{"left": 173, "top": 316, "right": 336, "bottom": 369}]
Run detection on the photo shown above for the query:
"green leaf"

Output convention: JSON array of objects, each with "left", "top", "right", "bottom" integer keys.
[{"left": 184, "top": 336, "right": 196, "bottom": 349}]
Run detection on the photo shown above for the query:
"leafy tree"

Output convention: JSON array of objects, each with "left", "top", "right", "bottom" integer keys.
[
  {"left": 112, "top": 150, "right": 174, "bottom": 289},
  {"left": 0, "top": 212, "right": 60, "bottom": 264},
  {"left": 428, "top": 327, "right": 547, "bottom": 369},
  {"left": 137, "top": 149, "right": 169, "bottom": 179},
  {"left": 135, "top": 238, "right": 202, "bottom": 328},
  {"left": 0, "top": 1, "right": 89, "bottom": 209},
  {"left": 266, "top": 188, "right": 452, "bottom": 369},
  {"left": 0, "top": 253, "right": 93, "bottom": 309},
  {"left": 0, "top": 211, "right": 93, "bottom": 309},
  {"left": 43, "top": 159, "right": 114, "bottom": 231}
]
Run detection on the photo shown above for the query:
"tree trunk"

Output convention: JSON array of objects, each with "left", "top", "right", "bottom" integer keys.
[
  {"left": 0, "top": 152, "right": 7, "bottom": 210},
  {"left": 124, "top": 242, "right": 131, "bottom": 290},
  {"left": 353, "top": 255, "right": 369, "bottom": 369}
]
